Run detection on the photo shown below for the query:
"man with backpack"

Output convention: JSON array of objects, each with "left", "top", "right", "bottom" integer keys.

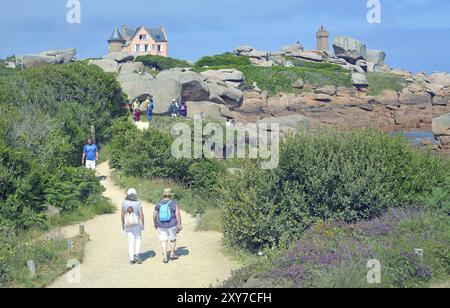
[
  {"left": 145, "top": 95, "right": 154, "bottom": 122},
  {"left": 169, "top": 99, "right": 179, "bottom": 118},
  {"left": 153, "top": 188, "right": 182, "bottom": 264}
]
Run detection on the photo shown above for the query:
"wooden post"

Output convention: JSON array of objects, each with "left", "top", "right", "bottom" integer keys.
[
  {"left": 79, "top": 225, "right": 85, "bottom": 235},
  {"left": 196, "top": 213, "right": 201, "bottom": 227},
  {"left": 27, "top": 260, "right": 37, "bottom": 278}
]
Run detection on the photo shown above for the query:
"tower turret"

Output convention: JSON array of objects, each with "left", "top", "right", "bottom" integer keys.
[
  {"left": 316, "top": 26, "right": 330, "bottom": 51},
  {"left": 108, "top": 28, "right": 126, "bottom": 53}
]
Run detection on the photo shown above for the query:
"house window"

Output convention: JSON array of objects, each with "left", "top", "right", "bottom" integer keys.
[
  {"left": 139, "top": 34, "right": 148, "bottom": 40},
  {"left": 135, "top": 44, "right": 141, "bottom": 52},
  {"left": 152, "top": 44, "right": 156, "bottom": 51},
  {"left": 157, "top": 45, "right": 162, "bottom": 52},
  {"left": 144, "top": 45, "right": 149, "bottom": 52}
]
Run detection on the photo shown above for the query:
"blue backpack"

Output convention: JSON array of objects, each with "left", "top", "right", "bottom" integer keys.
[{"left": 159, "top": 200, "right": 173, "bottom": 222}]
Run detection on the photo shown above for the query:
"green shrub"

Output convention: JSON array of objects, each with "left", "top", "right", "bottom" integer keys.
[
  {"left": 109, "top": 120, "right": 192, "bottom": 181},
  {"left": 195, "top": 53, "right": 251, "bottom": 67},
  {"left": 187, "top": 159, "right": 225, "bottom": 193},
  {"left": 136, "top": 55, "right": 192, "bottom": 71},
  {"left": 220, "top": 129, "right": 450, "bottom": 251}
]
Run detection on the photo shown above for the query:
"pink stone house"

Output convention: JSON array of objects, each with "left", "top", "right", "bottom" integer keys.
[{"left": 108, "top": 25, "right": 168, "bottom": 57}]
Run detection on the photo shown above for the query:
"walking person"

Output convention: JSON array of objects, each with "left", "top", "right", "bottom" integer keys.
[
  {"left": 145, "top": 95, "right": 154, "bottom": 122},
  {"left": 82, "top": 137, "right": 98, "bottom": 171},
  {"left": 132, "top": 99, "right": 141, "bottom": 124},
  {"left": 179, "top": 100, "right": 187, "bottom": 118},
  {"left": 153, "top": 188, "right": 182, "bottom": 264},
  {"left": 169, "top": 99, "right": 179, "bottom": 118},
  {"left": 121, "top": 188, "right": 145, "bottom": 265}
]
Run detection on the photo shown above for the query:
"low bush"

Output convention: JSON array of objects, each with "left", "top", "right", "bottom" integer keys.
[
  {"left": 136, "top": 55, "right": 192, "bottom": 71},
  {"left": 220, "top": 129, "right": 450, "bottom": 251},
  {"left": 222, "top": 207, "right": 450, "bottom": 288},
  {"left": 367, "top": 72, "right": 407, "bottom": 96},
  {"left": 195, "top": 53, "right": 251, "bottom": 67}
]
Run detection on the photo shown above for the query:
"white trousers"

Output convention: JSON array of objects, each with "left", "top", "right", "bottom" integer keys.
[{"left": 125, "top": 225, "right": 142, "bottom": 261}]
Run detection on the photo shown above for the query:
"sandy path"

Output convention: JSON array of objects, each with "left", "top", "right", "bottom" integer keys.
[{"left": 49, "top": 162, "right": 238, "bottom": 288}]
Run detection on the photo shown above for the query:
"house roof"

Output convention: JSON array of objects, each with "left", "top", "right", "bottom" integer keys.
[
  {"left": 122, "top": 26, "right": 168, "bottom": 42},
  {"left": 108, "top": 28, "right": 125, "bottom": 42}
]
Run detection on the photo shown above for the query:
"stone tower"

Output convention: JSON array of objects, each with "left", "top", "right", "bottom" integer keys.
[
  {"left": 108, "top": 28, "right": 126, "bottom": 53},
  {"left": 316, "top": 26, "right": 329, "bottom": 51}
]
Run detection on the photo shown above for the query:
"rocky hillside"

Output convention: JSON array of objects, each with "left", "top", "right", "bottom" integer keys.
[{"left": 6, "top": 36, "right": 450, "bottom": 151}]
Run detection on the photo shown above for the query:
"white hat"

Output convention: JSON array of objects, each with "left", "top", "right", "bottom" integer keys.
[{"left": 127, "top": 188, "right": 137, "bottom": 196}]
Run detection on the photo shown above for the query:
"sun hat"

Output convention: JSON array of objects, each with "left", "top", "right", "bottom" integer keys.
[
  {"left": 127, "top": 188, "right": 137, "bottom": 196},
  {"left": 163, "top": 188, "right": 173, "bottom": 197}
]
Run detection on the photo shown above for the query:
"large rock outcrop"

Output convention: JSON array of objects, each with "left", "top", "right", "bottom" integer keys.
[
  {"left": 186, "top": 101, "right": 234, "bottom": 121},
  {"left": 157, "top": 69, "right": 211, "bottom": 102},
  {"left": 21, "top": 48, "right": 76, "bottom": 69},
  {"left": 333, "top": 36, "right": 367, "bottom": 64},
  {"left": 433, "top": 113, "right": 450, "bottom": 151}
]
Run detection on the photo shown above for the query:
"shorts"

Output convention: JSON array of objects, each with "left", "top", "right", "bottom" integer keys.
[
  {"left": 85, "top": 160, "right": 96, "bottom": 170},
  {"left": 157, "top": 227, "right": 178, "bottom": 242}
]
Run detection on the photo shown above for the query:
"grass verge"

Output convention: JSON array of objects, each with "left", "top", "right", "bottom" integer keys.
[{"left": 0, "top": 231, "right": 89, "bottom": 288}]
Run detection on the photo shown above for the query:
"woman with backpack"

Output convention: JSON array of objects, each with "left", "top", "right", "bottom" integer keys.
[
  {"left": 179, "top": 101, "right": 187, "bottom": 118},
  {"left": 121, "top": 188, "right": 145, "bottom": 265},
  {"left": 153, "top": 188, "right": 182, "bottom": 264}
]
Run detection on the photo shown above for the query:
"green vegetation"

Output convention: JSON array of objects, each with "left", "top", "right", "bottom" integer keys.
[
  {"left": 109, "top": 117, "right": 224, "bottom": 194},
  {"left": 0, "top": 231, "right": 89, "bottom": 288},
  {"left": 0, "top": 62, "right": 124, "bottom": 231},
  {"left": 195, "top": 52, "right": 252, "bottom": 67},
  {"left": 219, "top": 129, "right": 450, "bottom": 251},
  {"left": 367, "top": 72, "right": 407, "bottom": 96},
  {"left": 222, "top": 207, "right": 449, "bottom": 288},
  {"left": 136, "top": 54, "right": 192, "bottom": 71}
]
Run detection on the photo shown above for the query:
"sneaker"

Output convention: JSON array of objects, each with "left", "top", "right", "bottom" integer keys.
[
  {"left": 135, "top": 255, "right": 142, "bottom": 264},
  {"left": 170, "top": 254, "right": 179, "bottom": 261},
  {"left": 163, "top": 255, "right": 169, "bottom": 264},
  {"left": 130, "top": 260, "right": 136, "bottom": 265}
]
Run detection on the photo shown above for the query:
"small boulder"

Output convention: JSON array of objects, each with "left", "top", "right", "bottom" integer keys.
[
  {"left": 351, "top": 73, "right": 369, "bottom": 88},
  {"left": 89, "top": 59, "right": 119, "bottom": 73},
  {"left": 104, "top": 52, "right": 135, "bottom": 63}
]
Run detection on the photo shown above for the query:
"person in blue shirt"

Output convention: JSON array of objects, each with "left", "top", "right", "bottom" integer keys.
[{"left": 82, "top": 137, "right": 99, "bottom": 170}]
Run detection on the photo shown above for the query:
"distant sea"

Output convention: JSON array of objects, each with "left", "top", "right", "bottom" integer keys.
[{"left": 391, "top": 131, "right": 437, "bottom": 145}]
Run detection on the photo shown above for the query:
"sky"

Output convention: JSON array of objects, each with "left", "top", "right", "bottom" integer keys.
[{"left": 0, "top": 0, "right": 449, "bottom": 73}]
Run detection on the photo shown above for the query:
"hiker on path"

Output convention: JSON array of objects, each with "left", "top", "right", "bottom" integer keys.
[
  {"left": 132, "top": 99, "right": 141, "bottom": 124},
  {"left": 153, "top": 188, "right": 182, "bottom": 264},
  {"left": 121, "top": 188, "right": 145, "bottom": 265},
  {"left": 145, "top": 96, "right": 154, "bottom": 122},
  {"left": 179, "top": 100, "right": 187, "bottom": 118},
  {"left": 82, "top": 137, "right": 98, "bottom": 171},
  {"left": 169, "top": 99, "right": 179, "bottom": 118}
]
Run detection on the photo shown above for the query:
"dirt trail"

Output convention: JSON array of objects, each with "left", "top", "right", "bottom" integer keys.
[{"left": 49, "top": 162, "right": 238, "bottom": 288}]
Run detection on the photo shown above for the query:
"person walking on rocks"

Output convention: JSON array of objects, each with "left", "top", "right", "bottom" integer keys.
[
  {"left": 169, "top": 99, "right": 179, "bottom": 118},
  {"left": 132, "top": 99, "right": 141, "bottom": 124},
  {"left": 153, "top": 188, "right": 182, "bottom": 264},
  {"left": 82, "top": 137, "right": 98, "bottom": 171},
  {"left": 122, "top": 188, "right": 145, "bottom": 265},
  {"left": 145, "top": 95, "right": 154, "bottom": 122},
  {"left": 179, "top": 100, "right": 187, "bottom": 118}
]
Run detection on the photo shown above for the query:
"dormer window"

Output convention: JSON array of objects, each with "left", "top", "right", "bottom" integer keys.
[{"left": 139, "top": 34, "right": 148, "bottom": 40}]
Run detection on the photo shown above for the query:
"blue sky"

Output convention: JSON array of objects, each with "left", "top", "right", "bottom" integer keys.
[{"left": 1, "top": 0, "right": 449, "bottom": 73}]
